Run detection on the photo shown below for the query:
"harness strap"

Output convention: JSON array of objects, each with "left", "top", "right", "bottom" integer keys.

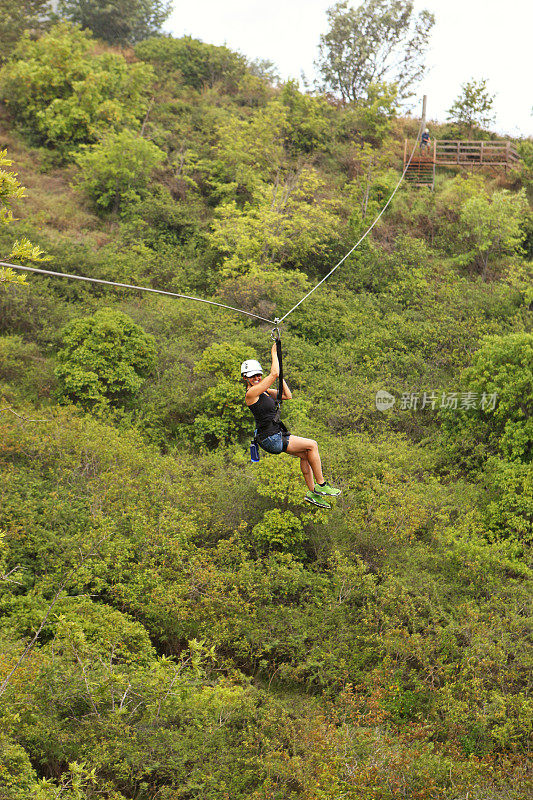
[{"left": 276, "top": 338, "right": 283, "bottom": 405}]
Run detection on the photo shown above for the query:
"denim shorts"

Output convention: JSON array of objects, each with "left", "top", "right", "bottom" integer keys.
[{"left": 258, "top": 431, "right": 290, "bottom": 454}]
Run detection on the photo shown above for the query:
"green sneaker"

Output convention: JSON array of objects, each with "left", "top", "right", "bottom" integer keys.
[
  {"left": 304, "top": 491, "right": 331, "bottom": 509},
  {"left": 314, "top": 481, "right": 341, "bottom": 497}
]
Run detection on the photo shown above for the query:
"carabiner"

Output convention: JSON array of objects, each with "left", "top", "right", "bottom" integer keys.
[{"left": 270, "top": 318, "right": 281, "bottom": 342}]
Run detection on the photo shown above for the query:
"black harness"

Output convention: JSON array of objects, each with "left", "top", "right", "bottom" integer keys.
[{"left": 249, "top": 329, "right": 285, "bottom": 460}]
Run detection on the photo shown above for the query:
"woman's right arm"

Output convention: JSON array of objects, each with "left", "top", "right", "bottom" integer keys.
[{"left": 245, "top": 344, "right": 279, "bottom": 404}]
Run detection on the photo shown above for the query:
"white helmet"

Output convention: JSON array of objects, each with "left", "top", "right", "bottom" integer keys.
[{"left": 241, "top": 359, "right": 263, "bottom": 378}]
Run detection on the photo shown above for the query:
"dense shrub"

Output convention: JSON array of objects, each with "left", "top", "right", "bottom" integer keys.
[
  {"left": 55, "top": 307, "right": 157, "bottom": 409},
  {"left": 135, "top": 35, "right": 248, "bottom": 92},
  {"left": 0, "top": 23, "right": 153, "bottom": 150},
  {"left": 74, "top": 130, "right": 165, "bottom": 213}
]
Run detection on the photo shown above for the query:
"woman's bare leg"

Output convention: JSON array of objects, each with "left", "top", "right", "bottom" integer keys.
[
  {"left": 299, "top": 456, "right": 315, "bottom": 492},
  {"left": 286, "top": 436, "right": 325, "bottom": 486}
]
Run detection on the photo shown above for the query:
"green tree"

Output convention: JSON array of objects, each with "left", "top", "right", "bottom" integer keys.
[
  {"left": 482, "top": 457, "right": 532, "bottom": 544},
  {"left": 58, "top": 0, "right": 172, "bottom": 45},
  {"left": 442, "top": 332, "right": 533, "bottom": 465},
  {"left": 350, "top": 80, "right": 399, "bottom": 142},
  {"left": 316, "top": 0, "right": 434, "bottom": 103},
  {"left": 456, "top": 188, "right": 528, "bottom": 279},
  {"left": 55, "top": 307, "right": 157, "bottom": 410},
  {"left": 0, "top": 150, "right": 48, "bottom": 286},
  {"left": 192, "top": 341, "right": 254, "bottom": 447},
  {"left": 0, "top": 22, "right": 154, "bottom": 150},
  {"left": 279, "top": 80, "right": 333, "bottom": 154},
  {"left": 0, "top": 0, "right": 52, "bottom": 61},
  {"left": 447, "top": 78, "right": 496, "bottom": 131},
  {"left": 135, "top": 35, "right": 248, "bottom": 91},
  {"left": 208, "top": 167, "right": 343, "bottom": 276},
  {"left": 193, "top": 102, "right": 288, "bottom": 203},
  {"left": 74, "top": 129, "right": 165, "bottom": 213},
  {"left": 247, "top": 57, "right": 279, "bottom": 84}
]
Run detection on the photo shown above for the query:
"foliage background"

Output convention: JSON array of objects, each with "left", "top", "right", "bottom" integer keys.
[{"left": 0, "top": 16, "right": 531, "bottom": 800}]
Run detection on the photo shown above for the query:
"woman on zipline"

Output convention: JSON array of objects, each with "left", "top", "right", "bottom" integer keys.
[{"left": 242, "top": 343, "right": 340, "bottom": 508}]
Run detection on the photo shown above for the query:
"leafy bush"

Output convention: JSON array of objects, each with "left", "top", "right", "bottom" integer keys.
[
  {"left": 251, "top": 509, "right": 306, "bottom": 553},
  {"left": 345, "top": 80, "right": 399, "bottom": 143},
  {"left": 455, "top": 188, "right": 529, "bottom": 278},
  {"left": 0, "top": 735, "right": 37, "bottom": 799},
  {"left": 55, "top": 307, "right": 157, "bottom": 410},
  {"left": 74, "top": 130, "right": 165, "bottom": 213},
  {"left": 208, "top": 167, "right": 344, "bottom": 275},
  {"left": 440, "top": 332, "right": 533, "bottom": 465},
  {"left": 279, "top": 80, "right": 333, "bottom": 153},
  {"left": 135, "top": 35, "right": 248, "bottom": 92},
  {"left": 438, "top": 332, "right": 532, "bottom": 540},
  {"left": 195, "top": 102, "right": 288, "bottom": 202},
  {"left": 192, "top": 341, "right": 254, "bottom": 447},
  {"left": 0, "top": 23, "right": 153, "bottom": 150},
  {"left": 482, "top": 457, "right": 533, "bottom": 543}
]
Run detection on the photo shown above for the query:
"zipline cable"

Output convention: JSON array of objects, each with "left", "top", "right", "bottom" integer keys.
[
  {"left": 2, "top": 110, "right": 423, "bottom": 331},
  {"left": 0, "top": 262, "right": 277, "bottom": 325},
  {"left": 276, "top": 115, "right": 426, "bottom": 324}
]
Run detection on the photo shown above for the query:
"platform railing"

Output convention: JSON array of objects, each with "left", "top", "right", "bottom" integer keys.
[
  {"left": 435, "top": 140, "right": 519, "bottom": 165},
  {"left": 404, "top": 139, "right": 519, "bottom": 168}
]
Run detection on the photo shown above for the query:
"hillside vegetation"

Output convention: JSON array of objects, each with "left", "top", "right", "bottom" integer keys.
[{"left": 0, "top": 21, "right": 532, "bottom": 800}]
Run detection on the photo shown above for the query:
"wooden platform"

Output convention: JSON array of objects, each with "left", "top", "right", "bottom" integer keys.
[{"left": 403, "top": 139, "right": 519, "bottom": 188}]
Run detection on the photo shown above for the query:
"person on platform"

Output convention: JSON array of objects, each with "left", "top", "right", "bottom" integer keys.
[{"left": 420, "top": 128, "right": 430, "bottom": 153}]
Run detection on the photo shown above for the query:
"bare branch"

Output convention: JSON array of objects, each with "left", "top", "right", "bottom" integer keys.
[{"left": 0, "top": 405, "right": 47, "bottom": 423}]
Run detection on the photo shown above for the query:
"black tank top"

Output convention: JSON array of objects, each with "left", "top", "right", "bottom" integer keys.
[{"left": 247, "top": 392, "right": 287, "bottom": 440}]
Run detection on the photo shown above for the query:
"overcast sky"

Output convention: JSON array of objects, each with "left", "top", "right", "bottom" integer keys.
[{"left": 165, "top": 0, "right": 532, "bottom": 138}]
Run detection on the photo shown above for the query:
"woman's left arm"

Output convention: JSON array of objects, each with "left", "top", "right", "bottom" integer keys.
[
  {"left": 266, "top": 379, "right": 292, "bottom": 400},
  {"left": 281, "top": 379, "right": 292, "bottom": 400}
]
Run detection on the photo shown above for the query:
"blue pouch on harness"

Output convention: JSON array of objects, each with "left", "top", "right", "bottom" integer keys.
[{"left": 250, "top": 439, "right": 260, "bottom": 462}]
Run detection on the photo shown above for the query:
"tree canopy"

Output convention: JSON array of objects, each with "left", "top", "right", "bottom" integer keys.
[
  {"left": 316, "top": 0, "right": 434, "bottom": 103},
  {"left": 0, "top": 23, "right": 153, "bottom": 150},
  {"left": 55, "top": 307, "right": 157, "bottom": 410},
  {"left": 57, "top": 0, "right": 172, "bottom": 45},
  {"left": 447, "top": 77, "right": 496, "bottom": 131},
  {"left": 0, "top": 0, "right": 52, "bottom": 60}
]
